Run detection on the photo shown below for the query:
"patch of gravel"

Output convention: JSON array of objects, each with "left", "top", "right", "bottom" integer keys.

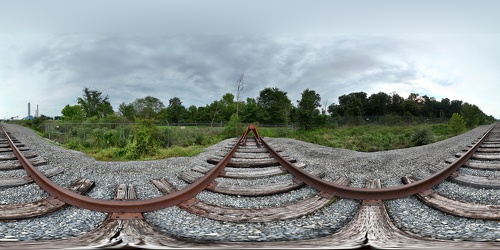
[
  {"left": 386, "top": 197, "right": 500, "bottom": 241},
  {"left": 144, "top": 198, "right": 360, "bottom": 242},
  {"left": 433, "top": 180, "right": 500, "bottom": 205},
  {"left": 195, "top": 186, "right": 320, "bottom": 209}
]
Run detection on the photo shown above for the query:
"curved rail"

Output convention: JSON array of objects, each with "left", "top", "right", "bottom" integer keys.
[
  {"left": 239, "top": 124, "right": 262, "bottom": 145},
  {"left": 1, "top": 125, "right": 240, "bottom": 213},
  {"left": 2, "top": 123, "right": 496, "bottom": 213},
  {"left": 264, "top": 124, "right": 496, "bottom": 200}
]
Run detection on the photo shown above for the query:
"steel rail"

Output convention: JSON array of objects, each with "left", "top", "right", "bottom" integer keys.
[
  {"left": 263, "top": 124, "right": 497, "bottom": 200},
  {"left": 239, "top": 124, "right": 262, "bottom": 146},
  {"left": 0, "top": 125, "right": 241, "bottom": 213},
  {"left": 3, "top": 122, "right": 495, "bottom": 212}
]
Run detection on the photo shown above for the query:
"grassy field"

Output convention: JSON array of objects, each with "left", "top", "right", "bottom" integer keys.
[
  {"left": 17, "top": 120, "right": 463, "bottom": 161},
  {"left": 258, "top": 123, "right": 455, "bottom": 152}
]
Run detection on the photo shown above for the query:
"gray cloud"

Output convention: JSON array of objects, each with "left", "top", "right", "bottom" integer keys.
[{"left": 2, "top": 33, "right": 500, "bottom": 119}]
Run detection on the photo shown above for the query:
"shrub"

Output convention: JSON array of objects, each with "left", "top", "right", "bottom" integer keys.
[
  {"left": 222, "top": 114, "right": 244, "bottom": 139},
  {"left": 449, "top": 113, "right": 467, "bottom": 135},
  {"left": 65, "top": 138, "right": 83, "bottom": 151},
  {"left": 130, "top": 119, "right": 159, "bottom": 157},
  {"left": 411, "top": 127, "right": 434, "bottom": 146}
]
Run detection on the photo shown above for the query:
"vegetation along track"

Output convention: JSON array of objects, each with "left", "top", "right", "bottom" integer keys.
[{"left": 0, "top": 122, "right": 500, "bottom": 249}]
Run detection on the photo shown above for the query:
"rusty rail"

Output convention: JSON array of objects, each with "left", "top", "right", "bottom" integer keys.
[
  {"left": 0, "top": 125, "right": 241, "bottom": 213},
  {"left": 2, "top": 123, "right": 495, "bottom": 213},
  {"left": 263, "top": 124, "right": 496, "bottom": 200},
  {"left": 239, "top": 124, "right": 262, "bottom": 146}
]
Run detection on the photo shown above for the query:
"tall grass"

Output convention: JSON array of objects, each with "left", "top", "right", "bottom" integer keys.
[
  {"left": 261, "top": 124, "right": 456, "bottom": 152},
  {"left": 40, "top": 121, "right": 463, "bottom": 160}
]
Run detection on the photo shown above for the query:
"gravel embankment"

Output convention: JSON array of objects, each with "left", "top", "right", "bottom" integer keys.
[{"left": 0, "top": 122, "right": 497, "bottom": 242}]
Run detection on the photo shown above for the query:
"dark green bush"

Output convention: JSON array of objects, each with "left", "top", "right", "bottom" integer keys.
[
  {"left": 449, "top": 113, "right": 467, "bottom": 135},
  {"left": 411, "top": 127, "right": 435, "bottom": 146}
]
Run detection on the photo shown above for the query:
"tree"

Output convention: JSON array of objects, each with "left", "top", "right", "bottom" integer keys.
[
  {"left": 220, "top": 93, "right": 236, "bottom": 122},
  {"left": 440, "top": 98, "right": 451, "bottom": 118},
  {"left": 235, "top": 73, "right": 245, "bottom": 119},
  {"left": 61, "top": 104, "right": 84, "bottom": 122},
  {"left": 366, "top": 92, "right": 391, "bottom": 116},
  {"left": 389, "top": 92, "right": 405, "bottom": 115},
  {"left": 118, "top": 102, "right": 135, "bottom": 121},
  {"left": 450, "top": 100, "right": 463, "bottom": 117},
  {"left": 404, "top": 93, "right": 422, "bottom": 116},
  {"left": 241, "top": 98, "right": 259, "bottom": 123},
  {"left": 77, "top": 87, "right": 114, "bottom": 119},
  {"left": 345, "top": 97, "right": 363, "bottom": 117},
  {"left": 167, "top": 97, "right": 186, "bottom": 123},
  {"left": 132, "top": 96, "right": 165, "bottom": 120},
  {"left": 207, "top": 100, "right": 222, "bottom": 126},
  {"left": 297, "top": 88, "right": 321, "bottom": 130},
  {"left": 256, "top": 87, "right": 292, "bottom": 124},
  {"left": 338, "top": 92, "right": 368, "bottom": 116},
  {"left": 461, "top": 103, "right": 485, "bottom": 128},
  {"left": 327, "top": 103, "right": 342, "bottom": 117},
  {"left": 449, "top": 113, "right": 466, "bottom": 135},
  {"left": 186, "top": 105, "right": 199, "bottom": 123}
]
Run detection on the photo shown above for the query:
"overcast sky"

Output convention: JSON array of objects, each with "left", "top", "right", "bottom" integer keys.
[{"left": 1, "top": 0, "right": 499, "bottom": 119}]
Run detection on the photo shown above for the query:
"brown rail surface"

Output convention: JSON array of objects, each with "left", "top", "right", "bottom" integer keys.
[
  {"left": 1, "top": 123, "right": 496, "bottom": 214},
  {"left": 0, "top": 125, "right": 240, "bottom": 213}
]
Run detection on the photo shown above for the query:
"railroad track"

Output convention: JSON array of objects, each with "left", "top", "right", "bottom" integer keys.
[{"left": 0, "top": 122, "right": 499, "bottom": 249}]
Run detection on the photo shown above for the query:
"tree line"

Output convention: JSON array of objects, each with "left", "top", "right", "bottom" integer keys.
[{"left": 61, "top": 86, "right": 496, "bottom": 130}]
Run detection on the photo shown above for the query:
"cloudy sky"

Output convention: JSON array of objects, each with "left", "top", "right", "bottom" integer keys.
[{"left": 1, "top": 0, "right": 499, "bottom": 119}]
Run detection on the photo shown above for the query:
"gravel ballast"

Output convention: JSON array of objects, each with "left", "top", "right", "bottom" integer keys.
[{"left": 0, "top": 122, "right": 498, "bottom": 243}]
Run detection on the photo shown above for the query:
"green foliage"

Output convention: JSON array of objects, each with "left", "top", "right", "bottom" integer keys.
[
  {"left": 25, "top": 115, "right": 50, "bottom": 135},
  {"left": 129, "top": 119, "right": 160, "bottom": 157},
  {"left": 429, "top": 123, "right": 453, "bottom": 140},
  {"left": 65, "top": 138, "right": 84, "bottom": 151},
  {"left": 222, "top": 114, "right": 244, "bottom": 139},
  {"left": 61, "top": 85, "right": 496, "bottom": 129},
  {"left": 460, "top": 102, "right": 490, "bottom": 128},
  {"left": 77, "top": 87, "right": 113, "bottom": 119},
  {"left": 410, "top": 127, "right": 435, "bottom": 146},
  {"left": 265, "top": 124, "right": 451, "bottom": 152},
  {"left": 167, "top": 97, "right": 187, "bottom": 123},
  {"left": 449, "top": 113, "right": 467, "bottom": 135},
  {"left": 118, "top": 102, "right": 136, "bottom": 121},
  {"left": 50, "top": 121, "right": 225, "bottom": 161},
  {"left": 61, "top": 104, "right": 84, "bottom": 122},
  {"left": 297, "top": 88, "right": 321, "bottom": 130},
  {"left": 256, "top": 87, "right": 292, "bottom": 124},
  {"left": 39, "top": 119, "right": 468, "bottom": 161},
  {"left": 131, "top": 96, "right": 166, "bottom": 120},
  {"left": 50, "top": 85, "right": 497, "bottom": 160}
]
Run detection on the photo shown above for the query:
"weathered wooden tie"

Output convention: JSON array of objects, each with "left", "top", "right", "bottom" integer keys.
[
  {"left": 179, "top": 169, "right": 325, "bottom": 196},
  {"left": 448, "top": 172, "right": 500, "bottom": 189},
  {"left": 153, "top": 177, "right": 349, "bottom": 222},
  {"left": 207, "top": 157, "right": 297, "bottom": 168},
  {"left": 0, "top": 147, "right": 29, "bottom": 152},
  {"left": 192, "top": 162, "right": 307, "bottom": 178},
  {"left": 403, "top": 176, "right": 500, "bottom": 220},
  {"left": 0, "top": 167, "right": 64, "bottom": 188},
  {"left": 0, "top": 153, "right": 37, "bottom": 161},
  {"left": 0, "top": 159, "right": 47, "bottom": 170},
  {"left": 0, "top": 178, "right": 94, "bottom": 220},
  {"left": 446, "top": 158, "right": 500, "bottom": 170},
  {"left": 456, "top": 152, "right": 500, "bottom": 161},
  {"left": 0, "top": 142, "right": 25, "bottom": 148}
]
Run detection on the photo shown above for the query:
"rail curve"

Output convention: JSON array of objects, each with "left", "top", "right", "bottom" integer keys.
[{"left": 1, "top": 123, "right": 496, "bottom": 213}]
